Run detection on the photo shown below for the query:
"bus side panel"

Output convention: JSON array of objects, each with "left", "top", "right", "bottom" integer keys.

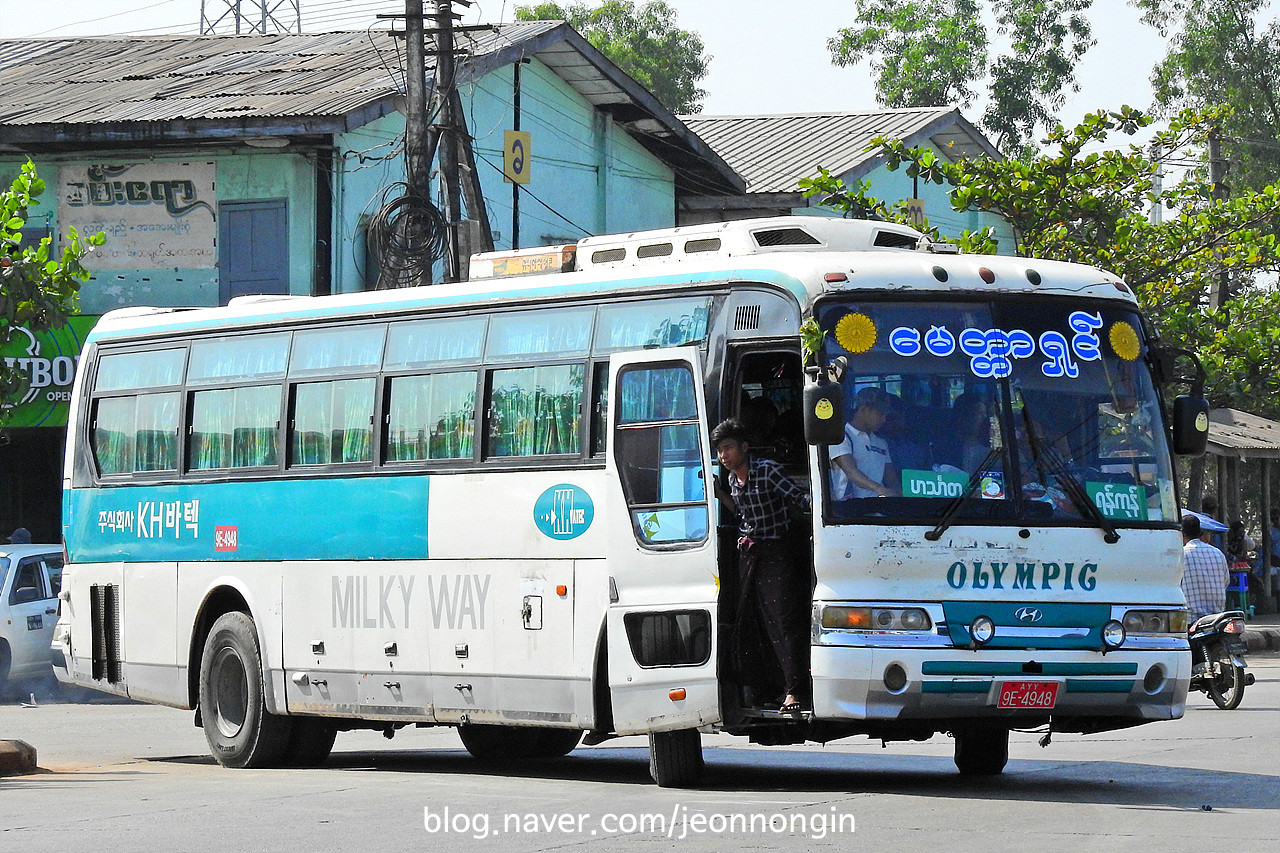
[
  {"left": 121, "top": 561, "right": 183, "bottom": 707},
  {"left": 178, "top": 562, "right": 286, "bottom": 714},
  {"left": 283, "top": 561, "right": 361, "bottom": 717}
]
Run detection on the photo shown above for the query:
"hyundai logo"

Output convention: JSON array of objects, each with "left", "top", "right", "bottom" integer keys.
[{"left": 1015, "top": 607, "right": 1044, "bottom": 623}]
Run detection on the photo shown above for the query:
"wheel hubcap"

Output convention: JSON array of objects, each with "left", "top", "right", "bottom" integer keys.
[{"left": 211, "top": 646, "right": 248, "bottom": 738}]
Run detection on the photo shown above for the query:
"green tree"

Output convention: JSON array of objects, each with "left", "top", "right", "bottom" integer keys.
[
  {"left": 827, "top": 0, "right": 989, "bottom": 110},
  {"left": 797, "top": 106, "right": 1280, "bottom": 416},
  {"left": 1138, "top": 0, "right": 1280, "bottom": 193},
  {"left": 1, "top": 160, "right": 105, "bottom": 407},
  {"left": 515, "top": 1, "right": 710, "bottom": 114},
  {"left": 828, "top": 0, "right": 1094, "bottom": 155}
]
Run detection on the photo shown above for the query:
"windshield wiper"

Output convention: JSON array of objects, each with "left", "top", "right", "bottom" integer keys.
[
  {"left": 924, "top": 445, "right": 1004, "bottom": 542},
  {"left": 1020, "top": 406, "right": 1120, "bottom": 544}
]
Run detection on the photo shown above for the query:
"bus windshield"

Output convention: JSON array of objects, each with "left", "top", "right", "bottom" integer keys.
[{"left": 816, "top": 297, "right": 1179, "bottom": 527}]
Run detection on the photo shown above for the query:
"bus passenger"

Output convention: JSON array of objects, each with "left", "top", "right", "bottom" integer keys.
[
  {"left": 712, "top": 418, "right": 811, "bottom": 714},
  {"left": 830, "top": 387, "right": 896, "bottom": 500}
]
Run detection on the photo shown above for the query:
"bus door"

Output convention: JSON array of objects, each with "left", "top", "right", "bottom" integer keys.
[{"left": 603, "top": 348, "right": 720, "bottom": 734}]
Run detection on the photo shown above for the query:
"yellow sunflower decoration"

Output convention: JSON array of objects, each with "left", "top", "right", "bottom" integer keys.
[
  {"left": 1108, "top": 321, "right": 1141, "bottom": 361},
  {"left": 835, "top": 312, "right": 877, "bottom": 354}
]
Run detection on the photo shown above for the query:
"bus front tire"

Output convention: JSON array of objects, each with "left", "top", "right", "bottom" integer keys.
[
  {"left": 648, "top": 728, "right": 704, "bottom": 788},
  {"left": 458, "top": 724, "right": 582, "bottom": 763},
  {"left": 952, "top": 726, "right": 1009, "bottom": 776},
  {"left": 198, "top": 611, "right": 291, "bottom": 768}
]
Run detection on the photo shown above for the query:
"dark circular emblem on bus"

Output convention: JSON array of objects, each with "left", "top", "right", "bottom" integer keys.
[{"left": 1015, "top": 606, "right": 1043, "bottom": 623}]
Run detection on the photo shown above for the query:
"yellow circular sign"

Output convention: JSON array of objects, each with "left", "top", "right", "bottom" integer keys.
[
  {"left": 1109, "top": 322, "right": 1141, "bottom": 361},
  {"left": 835, "top": 312, "right": 877, "bottom": 354}
]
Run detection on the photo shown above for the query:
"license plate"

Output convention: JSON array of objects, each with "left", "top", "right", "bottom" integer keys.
[{"left": 995, "top": 680, "right": 1060, "bottom": 709}]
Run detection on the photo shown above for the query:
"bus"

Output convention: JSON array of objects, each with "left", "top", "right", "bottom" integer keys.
[{"left": 53, "top": 216, "right": 1207, "bottom": 786}]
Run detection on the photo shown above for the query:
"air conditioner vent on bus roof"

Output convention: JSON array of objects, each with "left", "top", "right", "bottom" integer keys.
[
  {"left": 872, "top": 230, "right": 920, "bottom": 249},
  {"left": 734, "top": 304, "right": 762, "bottom": 331},
  {"left": 753, "top": 227, "right": 821, "bottom": 247}
]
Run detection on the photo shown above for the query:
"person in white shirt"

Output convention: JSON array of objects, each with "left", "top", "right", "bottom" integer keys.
[{"left": 830, "top": 387, "right": 896, "bottom": 500}]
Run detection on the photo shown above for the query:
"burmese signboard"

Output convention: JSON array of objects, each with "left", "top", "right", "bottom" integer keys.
[{"left": 59, "top": 161, "right": 216, "bottom": 270}]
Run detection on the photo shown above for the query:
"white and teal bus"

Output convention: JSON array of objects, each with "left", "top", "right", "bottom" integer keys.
[{"left": 54, "top": 216, "right": 1207, "bottom": 785}]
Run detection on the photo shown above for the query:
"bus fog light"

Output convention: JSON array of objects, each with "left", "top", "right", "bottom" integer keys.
[
  {"left": 969, "top": 616, "right": 995, "bottom": 646},
  {"left": 1102, "top": 620, "right": 1126, "bottom": 649},
  {"left": 883, "top": 663, "right": 908, "bottom": 693},
  {"left": 1143, "top": 665, "right": 1166, "bottom": 694}
]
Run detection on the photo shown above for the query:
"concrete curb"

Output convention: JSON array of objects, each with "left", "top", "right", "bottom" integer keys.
[
  {"left": 0, "top": 740, "right": 37, "bottom": 776},
  {"left": 1242, "top": 624, "right": 1280, "bottom": 655}
]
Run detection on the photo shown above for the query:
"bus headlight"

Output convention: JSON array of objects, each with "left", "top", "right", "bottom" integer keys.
[
  {"left": 821, "top": 606, "right": 932, "bottom": 631},
  {"left": 1102, "top": 620, "right": 1127, "bottom": 649},
  {"left": 1121, "top": 610, "right": 1187, "bottom": 635}
]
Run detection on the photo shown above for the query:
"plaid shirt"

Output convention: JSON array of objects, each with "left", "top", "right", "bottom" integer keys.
[
  {"left": 729, "top": 458, "right": 810, "bottom": 540},
  {"left": 1182, "top": 538, "right": 1228, "bottom": 620}
]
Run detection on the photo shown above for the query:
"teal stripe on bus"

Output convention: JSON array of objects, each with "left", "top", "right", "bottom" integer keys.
[
  {"left": 84, "top": 268, "right": 810, "bottom": 343},
  {"left": 921, "top": 661, "right": 1138, "bottom": 677},
  {"left": 1064, "top": 679, "right": 1136, "bottom": 693},
  {"left": 921, "top": 681, "right": 992, "bottom": 693},
  {"left": 64, "top": 476, "right": 430, "bottom": 563}
]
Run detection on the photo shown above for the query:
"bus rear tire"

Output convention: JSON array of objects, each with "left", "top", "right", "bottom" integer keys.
[
  {"left": 282, "top": 717, "right": 339, "bottom": 767},
  {"left": 648, "top": 728, "right": 704, "bottom": 788},
  {"left": 458, "top": 724, "right": 582, "bottom": 763},
  {"left": 952, "top": 726, "right": 1009, "bottom": 776},
  {"left": 198, "top": 611, "right": 291, "bottom": 768}
]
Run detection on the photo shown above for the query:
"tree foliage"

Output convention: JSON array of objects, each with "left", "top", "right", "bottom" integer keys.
[
  {"left": 1, "top": 161, "right": 104, "bottom": 404},
  {"left": 798, "top": 107, "right": 1280, "bottom": 417},
  {"left": 828, "top": 0, "right": 1094, "bottom": 155},
  {"left": 1138, "top": 0, "right": 1280, "bottom": 193},
  {"left": 515, "top": 1, "right": 710, "bottom": 114}
]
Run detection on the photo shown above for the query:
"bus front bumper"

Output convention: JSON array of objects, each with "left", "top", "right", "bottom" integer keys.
[{"left": 810, "top": 644, "right": 1190, "bottom": 727}]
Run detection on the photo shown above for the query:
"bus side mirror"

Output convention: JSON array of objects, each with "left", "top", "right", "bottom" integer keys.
[
  {"left": 1172, "top": 395, "right": 1210, "bottom": 456},
  {"left": 804, "top": 383, "right": 845, "bottom": 445}
]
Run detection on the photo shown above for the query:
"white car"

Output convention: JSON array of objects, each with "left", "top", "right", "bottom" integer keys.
[{"left": 0, "top": 544, "right": 64, "bottom": 693}]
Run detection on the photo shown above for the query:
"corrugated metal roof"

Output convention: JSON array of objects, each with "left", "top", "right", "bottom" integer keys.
[
  {"left": 0, "top": 22, "right": 559, "bottom": 127},
  {"left": 0, "top": 22, "right": 743, "bottom": 195},
  {"left": 681, "top": 107, "right": 998, "bottom": 193},
  {"left": 1208, "top": 408, "right": 1280, "bottom": 460}
]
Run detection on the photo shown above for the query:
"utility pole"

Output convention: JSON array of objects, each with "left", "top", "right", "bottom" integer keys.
[
  {"left": 200, "top": 0, "right": 301, "bottom": 34},
  {"left": 371, "top": 0, "right": 494, "bottom": 287}
]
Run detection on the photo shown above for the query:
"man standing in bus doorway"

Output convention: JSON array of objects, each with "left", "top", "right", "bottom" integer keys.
[
  {"left": 712, "top": 418, "right": 811, "bottom": 714},
  {"left": 1182, "top": 513, "right": 1229, "bottom": 622}
]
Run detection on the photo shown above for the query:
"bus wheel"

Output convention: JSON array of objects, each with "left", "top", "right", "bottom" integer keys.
[
  {"left": 648, "top": 728, "right": 704, "bottom": 788},
  {"left": 952, "top": 726, "right": 1009, "bottom": 776},
  {"left": 198, "top": 611, "right": 291, "bottom": 768},
  {"left": 459, "top": 724, "right": 583, "bottom": 763},
  {"left": 282, "top": 717, "right": 339, "bottom": 767}
]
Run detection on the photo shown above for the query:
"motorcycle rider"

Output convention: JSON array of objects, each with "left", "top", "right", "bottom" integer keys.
[{"left": 1181, "top": 513, "right": 1229, "bottom": 622}]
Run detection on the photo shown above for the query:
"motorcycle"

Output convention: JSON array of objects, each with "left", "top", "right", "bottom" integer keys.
[{"left": 1188, "top": 610, "right": 1256, "bottom": 709}]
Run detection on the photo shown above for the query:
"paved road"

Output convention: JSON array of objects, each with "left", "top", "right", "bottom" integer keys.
[{"left": 3, "top": 661, "right": 1278, "bottom": 852}]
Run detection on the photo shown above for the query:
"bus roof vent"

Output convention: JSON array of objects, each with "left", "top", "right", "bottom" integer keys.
[
  {"left": 753, "top": 227, "right": 821, "bottom": 247},
  {"left": 636, "top": 242, "right": 673, "bottom": 259},
  {"left": 684, "top": 238, "right": 721, "bottom": 254},
  {"left": 734, "top": 304, "right": 762, "bottom": 332},
  {"left": 872, "top": 229, "right": 920, "bottom": 249},
  {"left": 591, "top": 247, "right": 626, "bottom": 264}
]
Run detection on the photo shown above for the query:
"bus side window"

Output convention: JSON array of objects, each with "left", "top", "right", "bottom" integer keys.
[{"left": 734, "top": 351, "right": 805, "bottom": 467}]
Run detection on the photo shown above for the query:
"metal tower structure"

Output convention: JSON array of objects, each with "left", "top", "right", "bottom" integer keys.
[{"left": 200, "top": 0, "right": 302, "bottom": 35}]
